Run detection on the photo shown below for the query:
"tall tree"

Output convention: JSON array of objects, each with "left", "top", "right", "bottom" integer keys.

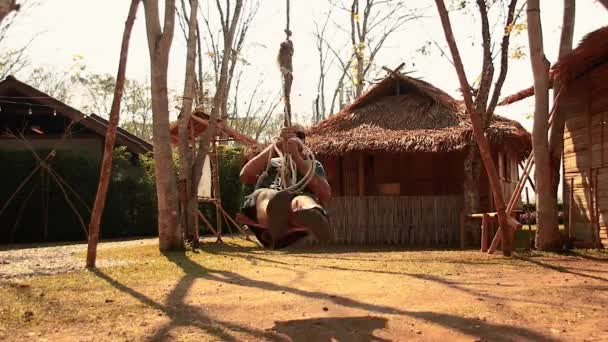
[
  {"left": 176, "top": 0, "right": 199, "bottom": 246},
  {"left": 0, "top": 0, "right": 19, "bottom": 26},
  {"left": 527, "top": 0, "right": 561, "bottom": 250},
  {"left": 201, "top": 0, "right": 258, "bottom": 122},
  {"left": 86, "top": 0, "right": 141, "bottom": 268},
  {"left": 330, "top": 0, "right": 419, "bottom": 99},
  {"left": 174, "top": 0, "right": 247, "bottom": 243},
  {"left": 434, "top": 0, "right": 520, "bottom": 256},
  {"left": 548, "top": 0, "right": 575, "bottom": 217},
  {"left": 143, "top": 0, "right": 183, "bottom": 251},
  {"left": 313, "top": 10, "right": 332, "bottom": 122}
]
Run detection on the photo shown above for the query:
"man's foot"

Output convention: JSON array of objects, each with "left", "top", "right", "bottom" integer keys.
[
  {"left": 292, "top": 207, "right": 332, "bottom": 242},
  {"left": 266, "top": 190, "right": 296, "bottom": 246}
]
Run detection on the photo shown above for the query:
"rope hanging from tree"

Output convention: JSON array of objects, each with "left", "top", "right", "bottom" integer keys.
[{"left": 269, "top": 0, "right": 316, "bottom": 193}]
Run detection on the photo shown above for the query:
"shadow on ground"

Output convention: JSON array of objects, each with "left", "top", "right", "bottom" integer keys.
[
  {"left": 271, "top": 316, "right": 390, "bottom": 342},
  {"left": 90, "top": 245, "right": 559, "bottom": 342}
]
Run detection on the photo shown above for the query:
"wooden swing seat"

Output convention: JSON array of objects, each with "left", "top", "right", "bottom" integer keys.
[{"left": 235, "top": 213, "right": 309, "bottom": 249}]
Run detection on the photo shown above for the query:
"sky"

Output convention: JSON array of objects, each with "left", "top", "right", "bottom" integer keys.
[
  {"left": 5, "top": 0, "right": 606, "bottom": 131},
  {"left": 3, "top": 0, "right": 608, "bottom": 201}
]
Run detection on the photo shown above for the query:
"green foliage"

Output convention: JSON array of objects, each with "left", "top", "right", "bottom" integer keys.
[
  {"left": 0, "top": 148, "right": 157, "bottom": 243},
  {"left": 199, "top": 145, "right": 246, "bottom": 234}
]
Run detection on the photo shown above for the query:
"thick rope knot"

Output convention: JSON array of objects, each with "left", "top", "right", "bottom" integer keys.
[{"left": 267, "top": 137, "right": 316, "bottom": 193}]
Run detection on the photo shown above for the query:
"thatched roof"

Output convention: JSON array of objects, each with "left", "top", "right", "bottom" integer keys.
[
  {"left": 306, "top": 73, "right": 531, "bottom": 159},
  {"left": 169, "top": 108, "right": 257, "bottom": 146},
  {"left": 499, "top": 26, "right": 608, "bottom": 106}
]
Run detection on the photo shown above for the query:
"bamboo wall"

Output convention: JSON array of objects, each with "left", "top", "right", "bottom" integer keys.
[
  {"left": 563, "top": 110, "right": 608, "bottom": 246},
  {"left": 322, "top": 195, "right": 463, "bottom": 246}
]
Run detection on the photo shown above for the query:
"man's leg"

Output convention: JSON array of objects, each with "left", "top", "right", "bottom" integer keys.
[
  {"left": 253, "top": 189, "right": 278, "bottom": 228},
  {"left": 290, "top": 195, "right": 332, "bottom": 241}
]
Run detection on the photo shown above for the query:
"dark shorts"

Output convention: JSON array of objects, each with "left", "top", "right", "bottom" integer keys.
[{"left": 240, "top": 188, "right": 320, "bottom": 222}]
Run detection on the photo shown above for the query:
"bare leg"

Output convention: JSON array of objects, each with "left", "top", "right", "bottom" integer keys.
[{"left": 254, "top": 189, "right": 278, "bottom": 228}]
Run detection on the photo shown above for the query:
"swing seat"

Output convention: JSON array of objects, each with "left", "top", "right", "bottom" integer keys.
[{"left": 236, "top": 213, "right": 309, "bottom": 249}]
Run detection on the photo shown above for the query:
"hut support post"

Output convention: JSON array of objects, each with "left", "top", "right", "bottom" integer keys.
[
  {"left": 460, "top": 211, "right": 466, "bottom": 249},
  {"left": 567, "top": 177, "right": 573, "bottom": 238},
  {"left": 525, "top": 187, "right": 532, "bottom": 230},
  {"left": 481, "top": 214, "right": 490, "bottom": 252},
  {"left": 358, "top": 153, "right": 365, "bottom": 196}
]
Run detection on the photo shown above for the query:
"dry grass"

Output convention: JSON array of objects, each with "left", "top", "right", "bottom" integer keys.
[{"left": 1, "top": 238, "right": 608, "bottom": 341}]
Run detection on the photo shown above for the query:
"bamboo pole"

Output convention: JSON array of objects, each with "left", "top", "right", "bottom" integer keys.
[
  {"left": 525, "top": 187, "right": 532, "bottom": 230},
  {"left": 86, "top": 0, "right": 141, "bottom": 268}
]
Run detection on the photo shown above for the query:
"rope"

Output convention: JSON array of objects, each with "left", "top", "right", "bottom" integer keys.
[
  {"left": 268, "top": 137, "right": 316, "bottom": 193},
  {"left": 268, "top": 0, "right": 316, "bottom": 194}
]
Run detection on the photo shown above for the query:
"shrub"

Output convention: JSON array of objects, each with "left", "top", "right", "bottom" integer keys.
[
  {"left": 0, "top": 148, "right": 157, "bottom": 243},
  {"left": 199, "top": 145, "right": 246, "bottom": 235}
]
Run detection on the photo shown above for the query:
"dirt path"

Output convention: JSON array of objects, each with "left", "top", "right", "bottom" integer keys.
[
  {"left": 1, "top": 239, "right": 608, "bottom": 341},
  {"left": 0, "top": 238, "right": 157, "bottom": 279}
]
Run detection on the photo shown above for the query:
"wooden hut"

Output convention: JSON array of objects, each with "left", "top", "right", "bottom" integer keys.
[
  {"left": 499, "top": 27, "right": 608, "bottom": 248},
  {"left": 306, "top": 73, "right": 531, "bottom": 246},
  {"left": 0, "top": 76, "right": 152, "bottom": 156},
  {"left": 559, "top": 27, "right": 608, "bottom": 248}
]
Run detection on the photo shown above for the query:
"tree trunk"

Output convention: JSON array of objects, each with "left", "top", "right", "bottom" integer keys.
[
  {"left": 434, "top": 0, "right": 515, "bottom": 256},
  {"left": 548, "top": 0, "right": 575, "bottom": 211},
  {"left": 192, "top": 0, "right": 243, "bottom": 191},
  {"left": 177, "top": 0, "right": 199, "bottom": 247},
  {"left": 527, "top": 0, "right": 561, "bottom": 250},
  {"left": 86, "top": 0, "right": 140, "bottom": 268},
  {"left": 0, "top": 0, "right": 19, "bottom": 26},
  {"left": 143, "top": 0, "right": 183, "bottom": 251}
]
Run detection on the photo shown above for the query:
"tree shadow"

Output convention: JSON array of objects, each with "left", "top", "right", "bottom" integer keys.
[
  {"left": 514, "top": 255, "right": 608, "bottom": 282},
  {"left": 271, "top": 316, "right": 391, "bottom": 342},
  {"left": 161, "top": 251, "right": 556, "bottom": 342},
  {"left": 207, "top": 250, "right": 596, "bottom": 310},
  {"left": 91, "top": 268, "right": 285, "bottom": 342}
]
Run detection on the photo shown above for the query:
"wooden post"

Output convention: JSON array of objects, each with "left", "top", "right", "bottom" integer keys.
[
  {"left": 211, "top": 141, "right": 223, "bottom": 242},
  {"left": 460, "top": 211, "right": 466, "bottom": 249},
  {"left": 567, "top": 177, "right": 573, "bottom": 238},
  {"left": 498, "top": 152, "right": 505, "bottom": 194},
  {"left": 358, "top": 153, "right": 365, "bottom": 196},
  {"left": 525, "top": 187, "right": 532, "bottom": 230},
  {"left": 481, "top": 214, "right": 489, "bottom": 252}
]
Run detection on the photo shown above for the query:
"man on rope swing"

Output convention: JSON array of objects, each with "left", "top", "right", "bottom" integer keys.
[{"left": 239, "top": 124, "right": 332, "bottom": 249}]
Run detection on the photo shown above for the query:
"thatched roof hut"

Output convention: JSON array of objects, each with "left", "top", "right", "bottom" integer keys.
[
  {"left": 554, "top": 27, "right": 607, "bottom": 248},
  {"left": 497, "top": 26, "right": 608, "bottom": 248},
  {"left": 304, "top": 72, "right": 531, "bottom": 247},
  {"left": 499, "top": 26, "right": 608, "bottom": 106},
  {"left": 307, "top": 73, "right": 530, "bottom": 159}
]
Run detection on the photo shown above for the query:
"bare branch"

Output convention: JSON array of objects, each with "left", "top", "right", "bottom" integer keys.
[{"left": 487, "top": 0, "right": 518, "bottom": 118}]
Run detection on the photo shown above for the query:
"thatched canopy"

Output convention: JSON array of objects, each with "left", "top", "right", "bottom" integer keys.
[
  {"left": 306, "top": 73, "right": 531, "bottom": 159},
  {"left": 499, "top": 26, "right": 608, "bottom": 105},
  {"left": 169, "top": 108, "right": 256, "bottom": 146}
]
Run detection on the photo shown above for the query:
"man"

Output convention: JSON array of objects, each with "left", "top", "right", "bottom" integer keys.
[{"left": 240, "top": 124, "right": 332, "bottom": 248}]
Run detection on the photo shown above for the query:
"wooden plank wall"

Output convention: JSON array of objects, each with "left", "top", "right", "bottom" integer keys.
[
  {"left": 563, "top": 110, "right": 608, "bottom": 246},
  {"left": 321, "top": 195, "right": 464, "bottom": 246}
]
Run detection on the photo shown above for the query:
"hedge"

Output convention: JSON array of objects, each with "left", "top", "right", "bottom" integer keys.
[
  {"left": 0, "top": 145, "right": 248, "bottom": 243},
  {"left": 0, "top": 148, "right": 157, "bottom": 243}
]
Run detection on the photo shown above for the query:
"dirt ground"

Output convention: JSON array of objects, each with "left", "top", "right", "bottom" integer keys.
[{"left": 1, "top": 238, "right": 607, "bottom": 342}]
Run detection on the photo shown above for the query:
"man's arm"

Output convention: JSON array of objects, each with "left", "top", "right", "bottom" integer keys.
[
  {"left": 290, "top": 142, "right": 331, "bottom": 206},
  {"left": 239, "top": 145, "right": 274, "bottom": 184}
]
